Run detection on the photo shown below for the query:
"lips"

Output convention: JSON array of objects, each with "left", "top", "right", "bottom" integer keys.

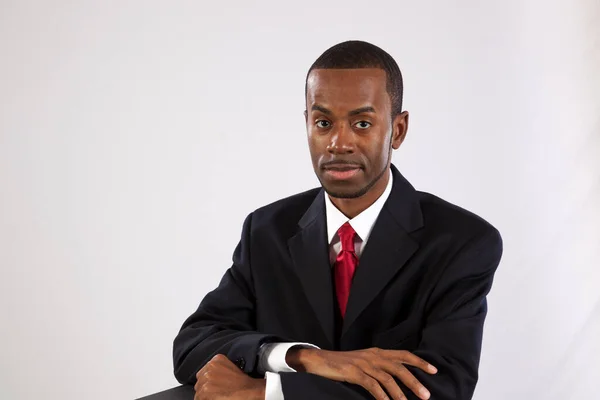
[{"left": 322, "top": 163, "right": 362, "bottom": 180}]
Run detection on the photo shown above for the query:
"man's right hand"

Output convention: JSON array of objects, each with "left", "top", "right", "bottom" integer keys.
[{"left": 285, "top": 347, "right": 437, "bottom": 400}]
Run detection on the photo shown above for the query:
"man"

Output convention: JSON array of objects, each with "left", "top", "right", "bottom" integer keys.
[{"left": 173, "top": 40, "right": 503, "bottom": 400}]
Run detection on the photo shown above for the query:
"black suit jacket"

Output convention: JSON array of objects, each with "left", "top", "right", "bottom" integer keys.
[{"left": 173, "top": 164, "right": 503, "bottom": 399}]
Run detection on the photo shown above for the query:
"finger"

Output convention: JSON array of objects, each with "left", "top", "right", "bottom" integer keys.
[
  {"left": 390, "top": 350, "right": 437, "bottom": 374},
  {"left": 211, "top": 354, "right": 229, "bottom": 363},
  {"left": 194, "top": 363, "right": 211, "bottom": 392},
  {"left": 194, "top": 385, "right": 203, "bottom": 400},
  {"left": 364, "top": 368, "right": 406, "bottom": 400},
  {"left": 194, "top": 373, "right": 203, "bottom": 392},
  {"left": 386, "top": 362, "right": 430, "bottom": 400},
  {"left": 348, "top": 368, "right": 390, "bottom": 400},
  {"left": 194, "top": 376, "right": 206, "bottom": 393},
  {"left": 211, "top": 354, "right": 240, "bottom": 371}
]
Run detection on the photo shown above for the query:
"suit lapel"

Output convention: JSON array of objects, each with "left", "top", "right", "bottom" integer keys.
[
  {"left": 341, "top": 208, "right": 418, "bottom": 336},
  {"left": 342, "top": 165, "right": 424, "bottom": 337},
  {"left": 287, "top": 190, "right": 335, "bottom": 347}
]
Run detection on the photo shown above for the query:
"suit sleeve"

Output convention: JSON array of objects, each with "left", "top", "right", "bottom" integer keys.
[
  {"left": 280, "top": 227, "right": 503, "bottom": 400},
  {"left": 172, "top": 212, "right": 287, "bottom": 384}
]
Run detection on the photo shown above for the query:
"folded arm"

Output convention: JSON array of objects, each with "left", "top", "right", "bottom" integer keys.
[
  {"left": 279, "top": 227, "right": 503, "bottom": 400},
  {"left": 172, "top": 213, "right": 286, "bottom": 384}
]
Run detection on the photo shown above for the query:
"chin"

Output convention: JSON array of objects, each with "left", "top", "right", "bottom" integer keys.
[{"left": 322, "top": 182, "right": 368, "bottom": 199}]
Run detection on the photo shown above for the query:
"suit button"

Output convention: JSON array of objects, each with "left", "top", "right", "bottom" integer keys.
[{"left": 234, "top": 357, "right": 246, "bottom": 370}]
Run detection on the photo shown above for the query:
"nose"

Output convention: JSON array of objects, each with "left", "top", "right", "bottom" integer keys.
[{"left": 327, "top": 123, "right": 355, "bottom": 155}]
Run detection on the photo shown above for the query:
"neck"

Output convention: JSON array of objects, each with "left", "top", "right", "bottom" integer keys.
[{"left": 329, "top": 168, "right": 390, "bottom": 219}]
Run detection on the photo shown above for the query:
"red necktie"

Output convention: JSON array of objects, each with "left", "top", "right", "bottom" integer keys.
[{"left": 334, "top": 222, "right": 358, "bottom": 318}]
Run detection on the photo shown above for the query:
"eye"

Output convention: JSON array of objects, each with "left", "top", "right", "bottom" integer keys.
[
  {"left": 316, "top": 120, "right": 331, "bottom": 128},
  {"left": 355, "top": 121, "right": 372, "bottom": 129}
]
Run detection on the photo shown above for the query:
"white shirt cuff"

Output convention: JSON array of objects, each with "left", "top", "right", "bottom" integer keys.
[
  {"left": 265, "top": 372, "right": 284, "bottom": 400},
  {"left": 259, "top": 342, "right": 320, "bottom": 373}
]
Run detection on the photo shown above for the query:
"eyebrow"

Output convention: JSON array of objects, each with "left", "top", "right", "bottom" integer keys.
[{"left": 311, "top": 105, "right": 376, "bottom": 116}]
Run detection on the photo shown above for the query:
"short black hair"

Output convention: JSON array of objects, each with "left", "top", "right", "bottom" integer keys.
[{"left": 305, "top": 40, "right": 404, "bottom": 117}]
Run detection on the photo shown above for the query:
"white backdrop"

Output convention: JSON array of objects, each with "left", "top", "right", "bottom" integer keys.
[{"left": 1, "top": 1, "right": 599, "bottom": 399}]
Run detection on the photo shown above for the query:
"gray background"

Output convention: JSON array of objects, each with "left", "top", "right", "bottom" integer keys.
[{"left": 1, "top": 0, "right": 599, "bottom": 399}]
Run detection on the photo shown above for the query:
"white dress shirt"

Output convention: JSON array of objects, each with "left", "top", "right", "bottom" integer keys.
[{"left": 259, "top": 171, "right": 394, "bottom": 400}]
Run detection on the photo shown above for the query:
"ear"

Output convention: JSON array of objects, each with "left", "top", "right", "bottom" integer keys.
[
  {"left": 391, "top": 111, "right": 409, "bottom": 150},
  {"left": 304, "top": 109, "right": 308, "bottom": 123}
]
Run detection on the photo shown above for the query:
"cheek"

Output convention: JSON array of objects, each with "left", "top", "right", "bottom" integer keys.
[
  {"left": 306, "top": 134, "right": 321, "bottom": 163},
  {"left": 307, "top": 132, "right": 325, "bottom": 151},
  {"left": 361, "top": 136, "right": 389, "bottom": 164}
]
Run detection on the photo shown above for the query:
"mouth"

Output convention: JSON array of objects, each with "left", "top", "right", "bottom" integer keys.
[{"left": 322, "top": 163, "right": 362, "bottom": 180}]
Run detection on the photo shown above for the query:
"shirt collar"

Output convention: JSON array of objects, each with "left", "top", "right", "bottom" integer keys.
[{"left": 324, "top": 170, "right": 394, "bottom": 244}]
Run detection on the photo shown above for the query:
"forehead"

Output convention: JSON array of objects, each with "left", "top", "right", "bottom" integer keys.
[{"left": 306, "top": 68, "right": 389, "bottom": 111}]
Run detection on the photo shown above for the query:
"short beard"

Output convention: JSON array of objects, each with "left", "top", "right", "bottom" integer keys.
[
  {"left": 321, "top": 162, "right": 388, "bottom": 199},
  {"left": 320, "top": 129, "right": 394, "bottom": 199}
]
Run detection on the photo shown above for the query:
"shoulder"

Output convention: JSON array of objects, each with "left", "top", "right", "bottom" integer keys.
[
  {"left": 413, "top": 192, "right": 503, "bottom": 281},
  {"left": 248, "top": 187, "right": 322, "bottom": 232},
  {"left": 416, "top": 191, "right": 502, "bottom": 251}
]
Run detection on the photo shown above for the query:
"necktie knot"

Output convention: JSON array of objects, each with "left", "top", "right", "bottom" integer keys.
[{"left": 338, "top": 222, "right": 357, "bottom": 253}]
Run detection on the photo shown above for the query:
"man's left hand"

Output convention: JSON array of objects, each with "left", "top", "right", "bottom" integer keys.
[{"left": 194, "top": 354, "right": 266, "bottom": 400}]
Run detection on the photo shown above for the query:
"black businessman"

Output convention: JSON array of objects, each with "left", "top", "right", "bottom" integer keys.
[{"left": 173, "top": 40, "right": 503, "bottom": 400}]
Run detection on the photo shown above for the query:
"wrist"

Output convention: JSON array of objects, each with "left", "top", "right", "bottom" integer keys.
[
  {"left": 247, "top": 378, "right": 266, "bottom": 400},
  {"left": 286, "top": 347, "right": 317, "bottom": 372}
]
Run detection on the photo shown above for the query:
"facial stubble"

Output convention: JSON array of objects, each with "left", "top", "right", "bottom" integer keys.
[{"left": 320, "top": 129, "right": 394, "bottom": 199}]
